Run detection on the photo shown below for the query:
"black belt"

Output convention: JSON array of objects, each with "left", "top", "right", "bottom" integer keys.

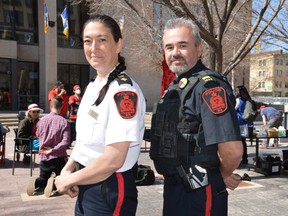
[{"left": 164, "top": 167, "right": 220, "bottom": 186}]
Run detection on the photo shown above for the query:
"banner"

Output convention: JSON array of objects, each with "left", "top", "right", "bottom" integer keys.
[
  {"left": 44, "top": 2, "right": 48, "bottom": 33},
  {"left": 119, "top": 15, "right": 124, "bottom": 33},
  {"left": 161, "top": 54, "right": 175, "bottom": 96},
  {"left": 61, "top": 6, "right": 69, "bottom": 38}
]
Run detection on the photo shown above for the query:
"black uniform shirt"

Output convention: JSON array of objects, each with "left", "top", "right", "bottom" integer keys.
[{"left": 179, "top": 60, "right": 241, "bottom": 147}]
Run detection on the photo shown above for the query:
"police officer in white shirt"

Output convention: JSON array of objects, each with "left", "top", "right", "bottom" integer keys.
[{"left": 55, "top": 15, "right": 146, "bottom": 216}]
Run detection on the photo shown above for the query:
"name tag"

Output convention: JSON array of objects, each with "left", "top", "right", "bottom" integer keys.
[{"left": 88, "top": 109, "right": 98, "bottom": 121}]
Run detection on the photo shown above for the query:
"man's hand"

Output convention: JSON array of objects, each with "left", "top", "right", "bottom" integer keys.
[
  {"left": 223, "top": 173, "right": 242, "bottom": 190},
  {"left": 59, "top": 89, "right": 66, "bottom": 96},
  {"left": 39, "top": 147, "right": 52, "bottom": 155}
]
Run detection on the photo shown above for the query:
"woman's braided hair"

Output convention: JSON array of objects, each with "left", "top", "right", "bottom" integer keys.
[
  {"left": 83, "top": 14, "right": 126, "bottom": 106},
  {"left": 94, "top": 56, "right": 126, "bottom": 106}
]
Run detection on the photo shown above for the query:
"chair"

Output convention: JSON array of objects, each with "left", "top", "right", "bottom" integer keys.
[
  {"left": 0, "top": 131, "right": 6, "bottom": 164},
  {"left": 12, "top": 128, "right": 39, "bottom": 176}
]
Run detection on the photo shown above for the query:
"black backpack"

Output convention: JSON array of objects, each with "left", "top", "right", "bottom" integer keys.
[{"left": 242, "top": 100, "right": 258, "bottom": 122}]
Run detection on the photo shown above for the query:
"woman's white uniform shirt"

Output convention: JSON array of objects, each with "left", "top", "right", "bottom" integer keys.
[{"left": 74, "top": 71, "right": 146, "bottom": 172}]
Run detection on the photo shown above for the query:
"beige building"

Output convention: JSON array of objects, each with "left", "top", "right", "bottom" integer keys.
[{"left": 250, "top": 50, "right": 288, "bottom": 97}]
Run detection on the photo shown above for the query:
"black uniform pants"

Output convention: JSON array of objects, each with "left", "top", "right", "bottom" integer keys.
[{"left": 163, "top": 170, "right": 228, "bottom": 216}]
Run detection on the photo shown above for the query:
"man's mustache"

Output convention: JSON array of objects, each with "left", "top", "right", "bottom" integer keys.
[{"left": 170, "top": 55, "right": 185, "bottom": 61}]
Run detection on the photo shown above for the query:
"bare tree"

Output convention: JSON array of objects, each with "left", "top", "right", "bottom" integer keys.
[
  {"left": 74, "top": 0, "right": 286, "bottom": 77},
  {"left": 255, "top": 1, "right": 288, "bottom": 52}
]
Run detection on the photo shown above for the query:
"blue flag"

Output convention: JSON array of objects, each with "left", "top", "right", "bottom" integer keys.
[{"left": 61, "top": 6, "right": 69, "bottom": 38}]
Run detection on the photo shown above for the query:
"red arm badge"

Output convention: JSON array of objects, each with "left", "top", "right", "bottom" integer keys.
[
  {"left": 202, "top": 87, "right": 227, "bottom": 114},
  {"left": 114, "top": 91, "right": 138, "bottom": 119}
]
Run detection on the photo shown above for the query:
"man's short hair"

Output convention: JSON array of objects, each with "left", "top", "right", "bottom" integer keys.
[
  {"left": 51, "top": 96, "right": 63, "bottom": 110},
  {"left": 163, "top": 17, "right": 202, "bottom": 46}
]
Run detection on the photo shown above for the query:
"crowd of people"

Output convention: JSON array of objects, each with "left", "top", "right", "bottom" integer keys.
[{"left": 1, "top": 14, "right": 286, "bottom": 216}]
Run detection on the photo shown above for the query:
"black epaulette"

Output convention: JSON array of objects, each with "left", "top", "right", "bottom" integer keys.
[
  {"left": 116, "top": 73, "right": 133, "bottom": 86},
  {"left": 199, "top": 74, "right": 219, "bottom": 88},
  {"left": 196, "top": 70, "right": 227, "bottom": 89}
]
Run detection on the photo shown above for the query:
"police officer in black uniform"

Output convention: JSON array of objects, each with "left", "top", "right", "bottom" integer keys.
[{"left": 150, "top": 18, "right": 243, "bottom": 216}]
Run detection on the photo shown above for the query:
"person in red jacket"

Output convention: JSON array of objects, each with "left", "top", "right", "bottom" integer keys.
[
  {"left": 68, "top": 85, "right": 82, "bottom": 147},
  {"left": 48, "top": 81, "right": 69, "bottom": 118},
  {"left": 69, "top": 85, "right": 82, "bottom": 120}
]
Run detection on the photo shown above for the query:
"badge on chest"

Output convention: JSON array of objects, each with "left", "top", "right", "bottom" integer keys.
[{"left": 88, "top": 108, "right": 98, "bottom": 121}]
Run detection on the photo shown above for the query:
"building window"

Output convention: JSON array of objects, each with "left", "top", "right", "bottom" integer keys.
[
  {"left": 261, "top": 82, "right": 265, "bottom": 88},
  {"left": 275, "top": 81, "right": 278, "bottom": 88},
  {"left": 259, "top": 59, "right": 266, "bottom": 66},
  {"left": 0, "top": 58, "right": 12, "bottom": 110},
  {"left": 285, "top": 82, "right": 288, "bottom": 88},
  {"left": 258, "top": 70, "right": 266, "bottom": 77},
  {"left": 275, "top": 59, "right": 279, "bottom": 65},
  {"left": 275, "top": 70, "right": 283, "bottom": 76},
  {"left": 275, "top": 59, "right": 283, "bottom": 65},
  {"left": 17, "top": 61, "right": 39, "bottom": 110},
  {"left": 57, "top": 64, "right": 89, "bottom": 96},
  {"left": 285, "top": 92, "right": 288, "bottom": 97},
  {"left": 275, "top": 92, "right": 281, "bottom": 97},
  {"left": 0, "top": 0, "right": 38, "bottom": 43}
]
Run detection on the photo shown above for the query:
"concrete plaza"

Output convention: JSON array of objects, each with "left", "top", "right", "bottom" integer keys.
[{"left": 1, "top": 126, "right": 288, "bottom": 216}]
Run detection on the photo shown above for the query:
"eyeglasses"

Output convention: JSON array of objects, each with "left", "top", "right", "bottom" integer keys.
[{"left": 32, "top": 111, "right": 40, "bottom": 114}]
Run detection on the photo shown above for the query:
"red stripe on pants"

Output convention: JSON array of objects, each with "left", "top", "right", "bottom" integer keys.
[
  {"left": 205, "top": 184, "right": 212, "bottom": 216},
  {"left": 113, "top": 173, "right": 125, "bottom": 216}
]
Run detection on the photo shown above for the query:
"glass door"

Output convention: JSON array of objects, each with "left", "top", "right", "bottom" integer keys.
[{"left": 0, "top": 59, "right": 12, "bottom": 110}]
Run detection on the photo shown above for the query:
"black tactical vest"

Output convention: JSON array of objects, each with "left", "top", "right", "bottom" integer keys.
[{"left": 150, "top": 71, "right": 224, "bottom": 175}]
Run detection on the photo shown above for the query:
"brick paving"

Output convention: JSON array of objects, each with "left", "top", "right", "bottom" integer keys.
[{"left": 1, "top": 125, "right": 288, "bottom": 216}]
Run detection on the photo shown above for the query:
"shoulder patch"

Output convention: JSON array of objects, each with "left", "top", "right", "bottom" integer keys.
[
  {"left": 114, "top": 91, "right": 138, "bottom": 119},
  {"left": 116, "top": 74, "right": 133, "bottom": 86},
  {"left": 202, "top": 87, "right": 227, "bottom": 114}
]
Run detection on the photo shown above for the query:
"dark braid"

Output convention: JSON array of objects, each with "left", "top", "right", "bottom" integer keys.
[{"left": 94, "top": 55, "right": 126, "bottom": 106}]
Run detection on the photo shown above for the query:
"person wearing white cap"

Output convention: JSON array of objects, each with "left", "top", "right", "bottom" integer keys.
[{"left": 18, "top": 103, "right": 43, "bottom": 163}]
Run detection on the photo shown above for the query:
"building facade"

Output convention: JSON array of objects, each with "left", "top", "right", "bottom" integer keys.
[
  {"left": 0, "top": 0, "right": 91, "bottom": 111},
  {"left": 250, "top": 50, "right": 288, "bottom": 97}
]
